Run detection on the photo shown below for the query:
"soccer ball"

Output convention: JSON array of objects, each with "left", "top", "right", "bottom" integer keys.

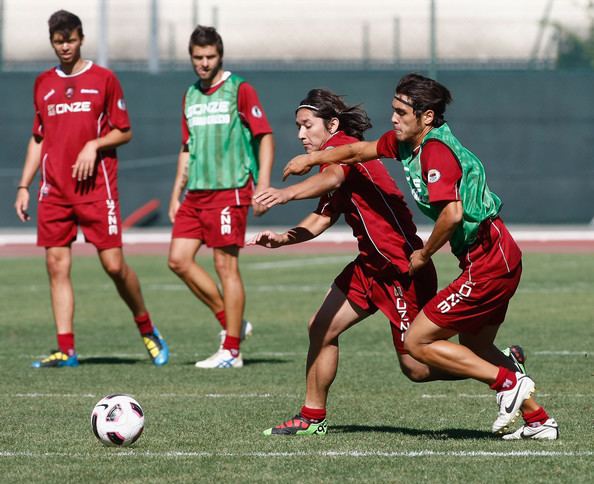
[{"left": 91, "top": 394, "right": 144, "bottom": 447}]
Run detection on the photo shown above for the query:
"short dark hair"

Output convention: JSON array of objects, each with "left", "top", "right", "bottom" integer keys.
[
  {"left": 297, "top": 89, "right": 372, "bottom": 141},
  {"left": 48, "top": 10, "right": 84, "bottom": 40},
  {"left": 188, "top": 25, "right": 224, "bottom": 57},
  {"left": 395, "top": 73, "right": 452, "bottom": 127}
]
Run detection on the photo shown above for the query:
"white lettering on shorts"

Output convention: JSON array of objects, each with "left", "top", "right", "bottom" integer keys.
[
  {"left": 106, "top": 200, "right": 119, "bottom": 235},
  {"left": 220, "top": 207, "right": 232, "bottom": 235},
  {"left": 395, "top": 292, "right": 411, "bottom": 342},
  {"left": 436, "top": 281, "right": 475, "bottom": 313}
]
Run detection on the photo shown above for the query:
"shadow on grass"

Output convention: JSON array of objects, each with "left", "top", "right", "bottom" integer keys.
[
  {"left": 182, "top": 358, "right": 290, "bottom": 366},
  {"left": 333, "top": 425, "right": 494, "bottom": 440},
  {"left": 79, "top": 357, "right": 141, "bottom": 365}
]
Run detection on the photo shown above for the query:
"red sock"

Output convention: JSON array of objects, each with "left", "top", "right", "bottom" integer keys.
[
  {"left": 134, "top": 312, "right": 154, "bottom": 335},
  {"left": 300, "top": 405, "right": 326, "bottom": 422},
  {"left": 57, "top": 333, "right": 75, "bottom": 356},
  {"left": 222, "top": 335, "right": 240, "bottom": 357},
  {"left": 490, "top": 366, "right": 517, "bottom": 392},
  {"left": 523, "top": 407, "right": 549, "bottom": 427},
  {"left": 215, "top": 310, "right": 227, "bottom": 330}
]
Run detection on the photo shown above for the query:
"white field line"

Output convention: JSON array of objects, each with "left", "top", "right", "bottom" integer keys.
[
  {"left": 245, "top": 256, "right": 351, "bottom": 269},
  {"left": 0, "top": 450, "right": 592, "bottom": 459},
  {"left": 2, "top": 227, "right": 594, "bottom": 246}
]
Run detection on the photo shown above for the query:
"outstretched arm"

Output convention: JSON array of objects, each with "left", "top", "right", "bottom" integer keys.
[
  {"left": 283, "top": 139, "right": 379, "bottom": 180},
  {"left": 247, "top": 212, "right": 336, "bottom": 249},
  {"left": 408, "top": 200, "right": 463, "bottom": 275},
  {"left": 252, "top": 133, "right": 275, "bottom": 216},
  {"left": 253, "top": 164, "right": 345, "bottom": 209}
]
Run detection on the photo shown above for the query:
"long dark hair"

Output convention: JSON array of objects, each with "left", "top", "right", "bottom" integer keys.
[{"left": 297, "top": 89, "right": 372, "bottom": 140}]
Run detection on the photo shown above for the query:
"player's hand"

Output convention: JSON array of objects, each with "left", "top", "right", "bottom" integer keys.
[
  {"left": 282, "top": 154, "right": 312, "bottom": 180},
  {"left": 253, "top": 187, "right": 290, "bottom": 209},
  {"left": 168, "top": 198, "right": 180, "bottom": 224},
  {"left": 246, "top": 230, "right": 287, "bottom": 248},
  {"left": 408, "top": 249, "right": 430, "bottom": 276},
  {"left": 15, "top": 188, "right": 31, "bottom": 222},
  {"left": 251, "top": 199, "right": 268, "bottom": 217},
  {"left": 72, "top": 140, "right": 99, "bottom": 181}
]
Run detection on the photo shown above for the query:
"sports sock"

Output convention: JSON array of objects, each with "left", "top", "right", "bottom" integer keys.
[
  {"left": 222, "top": 335, "right": 240, "bottom": 357},
  {"left": 522, "top": 407, "right": 549, "bottom": 427},
  {"left": 215, "top": 310, "right": 227, "bottom": 330},
  {"left": 490, "top": 366, "right": 517, "bottom": 392},
  {"left": 134, "top": 312, "right": 154, "bottom": 336},
  {"left": 57, "top": 332, "right": 75, "bottom": 356},
  {"left": 300, "top": 406, "right": 326, "bottom": 423}
]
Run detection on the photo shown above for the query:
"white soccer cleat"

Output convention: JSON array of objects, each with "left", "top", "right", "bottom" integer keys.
[
  {"left": 218, "top": 319, "right": 253, "bottom": 346},
  {"left": 492, "top": 373, "right": 535, "bottom": 433},
  {"left": 502, "top": 418, "right": 559, "bottom": 440},
  {"left": 195, "top": 348, "right": 243, "bottom": 369}
]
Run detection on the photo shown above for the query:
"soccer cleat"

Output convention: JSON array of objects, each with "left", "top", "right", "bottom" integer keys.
[
  {"left": 195, "top": 348, "right": 243, "bottom": 369},
  {"left": 263, "top": 414, "right": 328, "bottom": 436},
  {"left": 218, "top": 319, "right": 253, "bottom": 346},
  {"left": 142, "top": 326, "right": 169, "bottom": 366},
  {"left": 32, "top": 350, "right": 79, "bottom": 368},
  {"left": 492, "top": 373, "right": 536, "bottom": 433},
  {"left": 502, "top": 345, "right": 527, "bottom": 375},
  {"left": 502, "top": 418, "right": 559, "bottom": 440}
]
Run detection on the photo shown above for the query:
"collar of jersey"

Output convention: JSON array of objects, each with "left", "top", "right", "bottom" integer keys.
[{"left": 55, "top": 60, "right": 93, "bottom": 78}]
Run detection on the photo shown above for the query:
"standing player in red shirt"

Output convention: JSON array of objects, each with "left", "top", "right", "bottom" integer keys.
[
  {"left": 14, "top": 10, "right": 168, "bottom": 368},
  {"left": 282, "top": 75, "right": 558, "bottom": 440},
  {"left": 249, "top": 89, "right": 446, "bottom": 435},
  {"left": 167, "top": 26, "right": 274, "bottom": 368}
]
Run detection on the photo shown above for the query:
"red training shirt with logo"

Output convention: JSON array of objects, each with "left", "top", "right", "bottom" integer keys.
[
  {"left": 315, "top": 131, "right": 424, "bottom": 275},
  {"left": 32, "top": 61, "right": 130, "bottom": 205}
]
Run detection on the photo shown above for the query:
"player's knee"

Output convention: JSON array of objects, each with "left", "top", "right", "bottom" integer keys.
[
  {"left": 400, "top": 363, "right": 431, "bottom": 382},
  {"left": 403, "top": 334, "right": 421, "bottom": 359},
  {"left": 167, "top": 255, "right": 188, "bottom": 275},
  {"left": 103, "top": 260, "right": 125, "bottom": 279}
]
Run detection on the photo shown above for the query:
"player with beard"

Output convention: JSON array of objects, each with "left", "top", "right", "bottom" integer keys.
[{"left": 168, "top": 25, "right": 274, "bottom": 368}]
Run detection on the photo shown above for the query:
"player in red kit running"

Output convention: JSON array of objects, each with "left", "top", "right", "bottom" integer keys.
[
  {"left": 14, "top": 10, "right": 168, "bottom": 368},
  {"left": 250, "top": 89, "right": 467, "bottom": 435},
  {"left": 167, "top": 26, "right": 274, "bottom": 368},
  {"left": 282, "top": 75, "right": 558, "bottom": 440}
]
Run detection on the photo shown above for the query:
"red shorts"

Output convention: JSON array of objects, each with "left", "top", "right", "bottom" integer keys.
[
  {"left": 172, "top": 197, "right": 248, "bottom": 248},
  {"left": 37, "top": 199, "right": 122, "bottom": 249},
  {"left": 334, "top": 257, "right": 437, "bottom": 354},
  {"left": 423, "top": 262, "right": 522, "bottom": 334}
]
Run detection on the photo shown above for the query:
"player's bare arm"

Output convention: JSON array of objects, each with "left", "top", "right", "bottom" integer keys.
[
  {"left": 254, "top": 165, "right": 345, "bottom": 209},
  {"left": 72, "top": 127, "right": 132, "bottom": 181},
  {"left": 247, "top": 212, "right": 336, "bottom": 248},
  {"left": 252, "top": 133, "right": 275, "bottom": 216},
  {"left": 282, "top": 140, "right": 379, "bottom": 180},
  {"left": 409, "top": 200, "right": 463, "bottom": 275},
  {"left": 15, "top": 135, "right": 43, "bottom": 222},
  {"left": 168, "top": 145, "right": 190, "bottom": 223}
]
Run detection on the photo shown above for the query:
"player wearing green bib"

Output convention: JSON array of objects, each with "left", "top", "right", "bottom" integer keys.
[
  {"left": 168, "top": 26, "right": 274, "bottom": 369},
  {"left": 281, "top": 73, "right": 558, "bottom": 440}
]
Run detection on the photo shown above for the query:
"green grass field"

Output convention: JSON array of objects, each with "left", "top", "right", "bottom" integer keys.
[{"left": 0, "top": 252, "right": 592, "bottom": 483}]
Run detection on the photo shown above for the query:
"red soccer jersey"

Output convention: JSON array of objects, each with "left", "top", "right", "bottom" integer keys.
[
  {"left": 32, "top": 62, "right": 130, "bottom": 204},
  {"left": 180, "top": 71, "right": 272, "bottom": 208},
  {"left": 315, "top": 131, "right": 423, "bottom": 275}
]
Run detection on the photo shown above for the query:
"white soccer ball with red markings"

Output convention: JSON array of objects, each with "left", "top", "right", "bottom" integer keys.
[{"left": 91, "top": 394, "right": 144, "bottom": 447}]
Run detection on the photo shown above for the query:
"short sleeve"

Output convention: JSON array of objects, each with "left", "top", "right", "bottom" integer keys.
[
  {"left": 420, "top": 140, "right": 462, "bottom": 203},
  {"left": 376, "top": 130, "right": 399, "bottom": 159},
  {"left": 237, "top": 82, "right": 273, "bottom": 137},
  {"left": 105, "top": 73, "right": 131, "bottom": 130}
]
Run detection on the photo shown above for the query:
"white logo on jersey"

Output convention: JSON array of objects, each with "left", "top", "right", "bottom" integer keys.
[
  {"left": 187, "top": 101, "right": 231, "bottom": 127},
  {"left": 117, "top": 98, "right": 127, "bottom": 111},
  {"left": 44, "top": 89, "right": 55, "bottom": 101},
  {"left": 81, "top": 88, "right": 99, "bottom": 94},
  {"left": 47, "top": 101, "right": 92, "bottom": 116},
  {"left": 428, "top": 169, "right": 441, "bottom": 183},
  {"left": 220, "top": 207, "right": 232, "bottom": 235},
  {"left": 106, "top": 199, "right": 119, "bottom": 235},
  {"left": 251, "top": 106, "right": 262, "bottom": 118}
]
